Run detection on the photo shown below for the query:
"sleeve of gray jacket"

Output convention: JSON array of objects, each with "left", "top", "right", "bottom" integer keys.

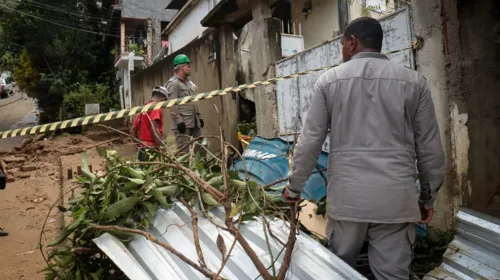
[
  {"left": 415, "top": 75, "right": 446, "bottom": 209},
  {"left": 286, "top": 74, "right": 330, "bottom": 197}
]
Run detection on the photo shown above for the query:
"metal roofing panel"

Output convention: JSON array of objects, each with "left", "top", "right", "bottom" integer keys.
[
  {"left": 424, "top": 208, "right": 500, "bottom": 280},
  {"left": 94, "top": 203, "right": 366, "bottom": 280}
]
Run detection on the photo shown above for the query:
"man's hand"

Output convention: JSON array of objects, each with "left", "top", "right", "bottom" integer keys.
[
  {"left": 418, "top": 203, "right": 434, "bottom": 224},
  {"left": 282, "top": 188, "right": 301, "bottom": 203},
  {"left": 199, "top": 119, "right": 204, "bottom": 128},
  {"left": 177, "top": 122, "right": 186, "bottom": 133}
]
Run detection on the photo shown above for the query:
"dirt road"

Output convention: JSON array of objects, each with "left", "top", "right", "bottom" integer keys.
[
  {"left": 0, "top": 129, "right": 134, "bottom": 280},
  {"left": 0, "top": 93, "right": 37, "bottom": 151}
]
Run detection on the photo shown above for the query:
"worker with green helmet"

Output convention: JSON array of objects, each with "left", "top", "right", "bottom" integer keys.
[{"left": 165, "top": 54, "right": 204, "bottom": 153}]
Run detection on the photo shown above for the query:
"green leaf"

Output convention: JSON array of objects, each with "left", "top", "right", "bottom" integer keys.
[
  {"left": 49, "top": 227, "right": 76, "bottom": 246},
  {"left": 103, "top": 197, "right": 140, "bottom": 219},
  {"left": 89, "top": 273, "right": 100, "bottom": 280},
  {"left": 156, "top": 185, "right": 179, "bottom": 196},
  {"left": 227, "top": 170, "right": 241, "bottom": 180},
  {"left": 47, "top": 245, "right": 71, "bottom": 260},
  {"left": 74, "top": 175, "right": 86, "bottom": 182},
  {"left": 142, "top": 201, "right": 158, "bottom": 216},
  {"left": 229, "top": 205, "right": 240, "bottom": 218},
  {"left": 81, "top": 152, "right": 96, "bottom": 181},
  {"left": 127, "top": 178, "right": 146, "bottom": 185},
  {"left": 202, "top": 192, "right": 220, "bottom": 206},
  {"left": 126, "top": 167, "right": 146, "bottom": 179},
  {"left": 121, "top": 181, "right": 140, "bottom": 192},
  {"left": 152, "top": 189, "right": 168, "bottom": 207}
]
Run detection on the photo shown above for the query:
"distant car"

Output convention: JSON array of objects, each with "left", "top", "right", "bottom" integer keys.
[{"left": 0, "top": 77, "right": 14, "bottom": 98}]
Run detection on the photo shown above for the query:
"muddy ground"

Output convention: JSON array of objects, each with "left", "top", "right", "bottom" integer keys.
[{"left": 0, "top": 129, "right": 136, "bottom": 280}]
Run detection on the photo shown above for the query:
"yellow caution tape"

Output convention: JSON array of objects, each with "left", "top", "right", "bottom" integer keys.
[{"left": 0, "top": 47, "right": 413, "bottom": 139}]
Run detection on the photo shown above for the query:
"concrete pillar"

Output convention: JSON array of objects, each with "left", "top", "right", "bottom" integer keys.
[
  {"left": 146, "top": 19, "right": 153, "bottom": 65},
  {"left": 249, "top": 1, "right": 282, "bottom": 139},
  {"left": 251, "top": 0, "right": 272, "bottom": 21},
  {"left": 219, "top": 24, "right": 240, "bottom": 147},
  {"left": 411, "top": 0, "right": 460, "bottom": 230},
  {"left": 120, "top": 22, "right": 126, "bottom": 54},
  {"left": 152, "top": 20, "right": 162, "bottom": 60}
]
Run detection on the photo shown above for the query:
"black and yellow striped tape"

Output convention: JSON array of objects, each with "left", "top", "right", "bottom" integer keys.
[{"left": 0, "top": 47, "right": 414, "bottom": 139}]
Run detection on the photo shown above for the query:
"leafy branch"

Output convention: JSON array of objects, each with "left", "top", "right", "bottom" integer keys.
[{"left": 41, "top": 127, "right": 299, "bottom": 280}]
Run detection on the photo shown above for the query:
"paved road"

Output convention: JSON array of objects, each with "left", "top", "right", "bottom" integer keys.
[{"left": 0, "top": 93, "right": 37, "bottom": 151}]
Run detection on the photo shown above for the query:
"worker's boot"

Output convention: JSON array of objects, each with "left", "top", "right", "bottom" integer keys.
[{"left": 0, "top": 228, "right": 8, "bottom": 236}]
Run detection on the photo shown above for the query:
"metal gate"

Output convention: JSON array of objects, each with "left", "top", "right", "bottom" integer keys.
[{"left": 276, "top": 7, "right": 414, "bottom": 152}]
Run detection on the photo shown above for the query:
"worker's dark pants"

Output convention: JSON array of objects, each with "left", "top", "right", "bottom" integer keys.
[
  {"left": 326, "top": 219, "right": 415, "bottom": 280},
  {"left": 174, "top": 127, "right": 204, "bottom": 155}
]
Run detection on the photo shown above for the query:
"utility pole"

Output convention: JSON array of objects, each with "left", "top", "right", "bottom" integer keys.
[{"left": 146, "top": 19, "right": 153, "bottom": 65}]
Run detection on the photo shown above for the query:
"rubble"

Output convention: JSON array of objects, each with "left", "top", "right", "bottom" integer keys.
[
  {"left": 21, "top": 165, "right": 37, "bottom": 172},
  {"left": 19, "top": 173, "right": 31, "bottom": 179},
  {"left": 3, "top": 156, "right": 26, "bottom": 163}
]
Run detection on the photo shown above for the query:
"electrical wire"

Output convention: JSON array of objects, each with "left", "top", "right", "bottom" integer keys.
[
  {"left": 21, "top": 0, "right": 111, "bottom": 21},
  {"left": 1, "top": 2, "right": 152, "bottom": 39},
  {"left": 21, "top": 0, "right": 113, "bottom": 21},
  {"left": 0, "top": 2, "right": 121, "bottom": 38},
  {"left": 19, "top": 0, "right": 126, "bottom": 33}
]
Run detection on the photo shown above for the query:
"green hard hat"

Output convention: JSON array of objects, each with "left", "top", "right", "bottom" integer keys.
[{"left": 173, "top": 54, "right": 191, "bottom": 66}]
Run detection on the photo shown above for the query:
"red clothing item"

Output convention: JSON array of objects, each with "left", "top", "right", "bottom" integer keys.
[{"left": 133, "top": 102, "right": 164, "bottom": 147}]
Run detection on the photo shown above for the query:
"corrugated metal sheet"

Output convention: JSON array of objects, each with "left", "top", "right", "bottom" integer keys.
[
  {"left": 424, "top": 208, "right": 500, "bottom": 280},
  {"left": 231, "top": 136, "right": 328, "bottom": 202},
  {"left": 94, "top": 203, "right": 366, "bottom": 280}
]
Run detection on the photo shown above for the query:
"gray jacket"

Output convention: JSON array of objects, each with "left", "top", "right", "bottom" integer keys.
[
  {"left": 165, "top": 75, "right": 201, "bottom": 130},
  {"left": 287, "top": 52, "right": 445, "bottom": 223}
]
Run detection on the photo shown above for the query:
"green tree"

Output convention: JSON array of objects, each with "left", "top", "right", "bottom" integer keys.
[{"left": 0, "top": 0, "right": 119, "bottom": 123}]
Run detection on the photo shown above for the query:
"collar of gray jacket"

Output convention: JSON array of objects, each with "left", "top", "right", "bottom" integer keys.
[{"left": 351, "top": 51, "right": 389, "bottom": 61}]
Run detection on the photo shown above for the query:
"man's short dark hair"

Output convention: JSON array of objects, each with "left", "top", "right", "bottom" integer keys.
[{"left": 344, "top": 17, "right": 384, "bottom": 52}]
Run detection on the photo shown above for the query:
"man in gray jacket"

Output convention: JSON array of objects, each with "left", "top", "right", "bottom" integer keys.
[{"left": 283, "top": 17, "right": 445, "bottom": 279}]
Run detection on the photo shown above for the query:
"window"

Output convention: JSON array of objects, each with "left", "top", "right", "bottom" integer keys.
[{"left": 366, "top": 0, "right": 388, "bottom": 12}]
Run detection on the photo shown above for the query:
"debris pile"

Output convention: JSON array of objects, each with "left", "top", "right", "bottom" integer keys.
[{"left": 43, "top": 135, "right": 296, "bottom": 280}]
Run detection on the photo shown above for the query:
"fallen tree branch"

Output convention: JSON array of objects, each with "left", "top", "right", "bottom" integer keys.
[
  {"left": 179, "top": 198, "right": 207, "bottom": 269},
  {"left": 277, "top": 204, "right": 298, "bottom": 279},
  {"left": 89, "top": 224, "right": 220, "bottom": 279}
]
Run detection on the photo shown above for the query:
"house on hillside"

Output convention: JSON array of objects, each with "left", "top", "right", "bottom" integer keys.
[{"left": 109, "top": 0, "right": 178, "bottom": 109}]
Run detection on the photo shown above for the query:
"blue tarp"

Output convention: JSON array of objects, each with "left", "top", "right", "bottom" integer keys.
[{"left": 231, "top": 136, "right": 328, "bottom": 202}]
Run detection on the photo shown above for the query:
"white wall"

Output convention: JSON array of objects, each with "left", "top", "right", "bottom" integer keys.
[
  {"left": 349, "top": 0, "right": 398, "bottom": 21},
  {"left": 167, "top": 0, "right": 221, "bottom": 54},
  {"left": 290, "top": 0, "right": 340, "bottom": 49}
]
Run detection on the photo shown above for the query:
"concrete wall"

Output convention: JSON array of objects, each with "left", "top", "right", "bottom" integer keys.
[
  {"left": 121, "top": 0, "right": 176, "bottom": 21},
  {"left": 290, "top": 0, "right": 340, "bottom": 49},
  {"left": 130, "top": 29, "right": 239, "bottom": 151},
  {"left": 411, "top": 0, "right": 458, "bottom": 230},
  {"left": 453, "top": 0, "right": 500, "bottom": 217},
  {"left": 167, "top": 1, "right": 210, "bottom": 55},
  {"left": 413, "top": 0, "right": 500, "bottom": 224}
]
